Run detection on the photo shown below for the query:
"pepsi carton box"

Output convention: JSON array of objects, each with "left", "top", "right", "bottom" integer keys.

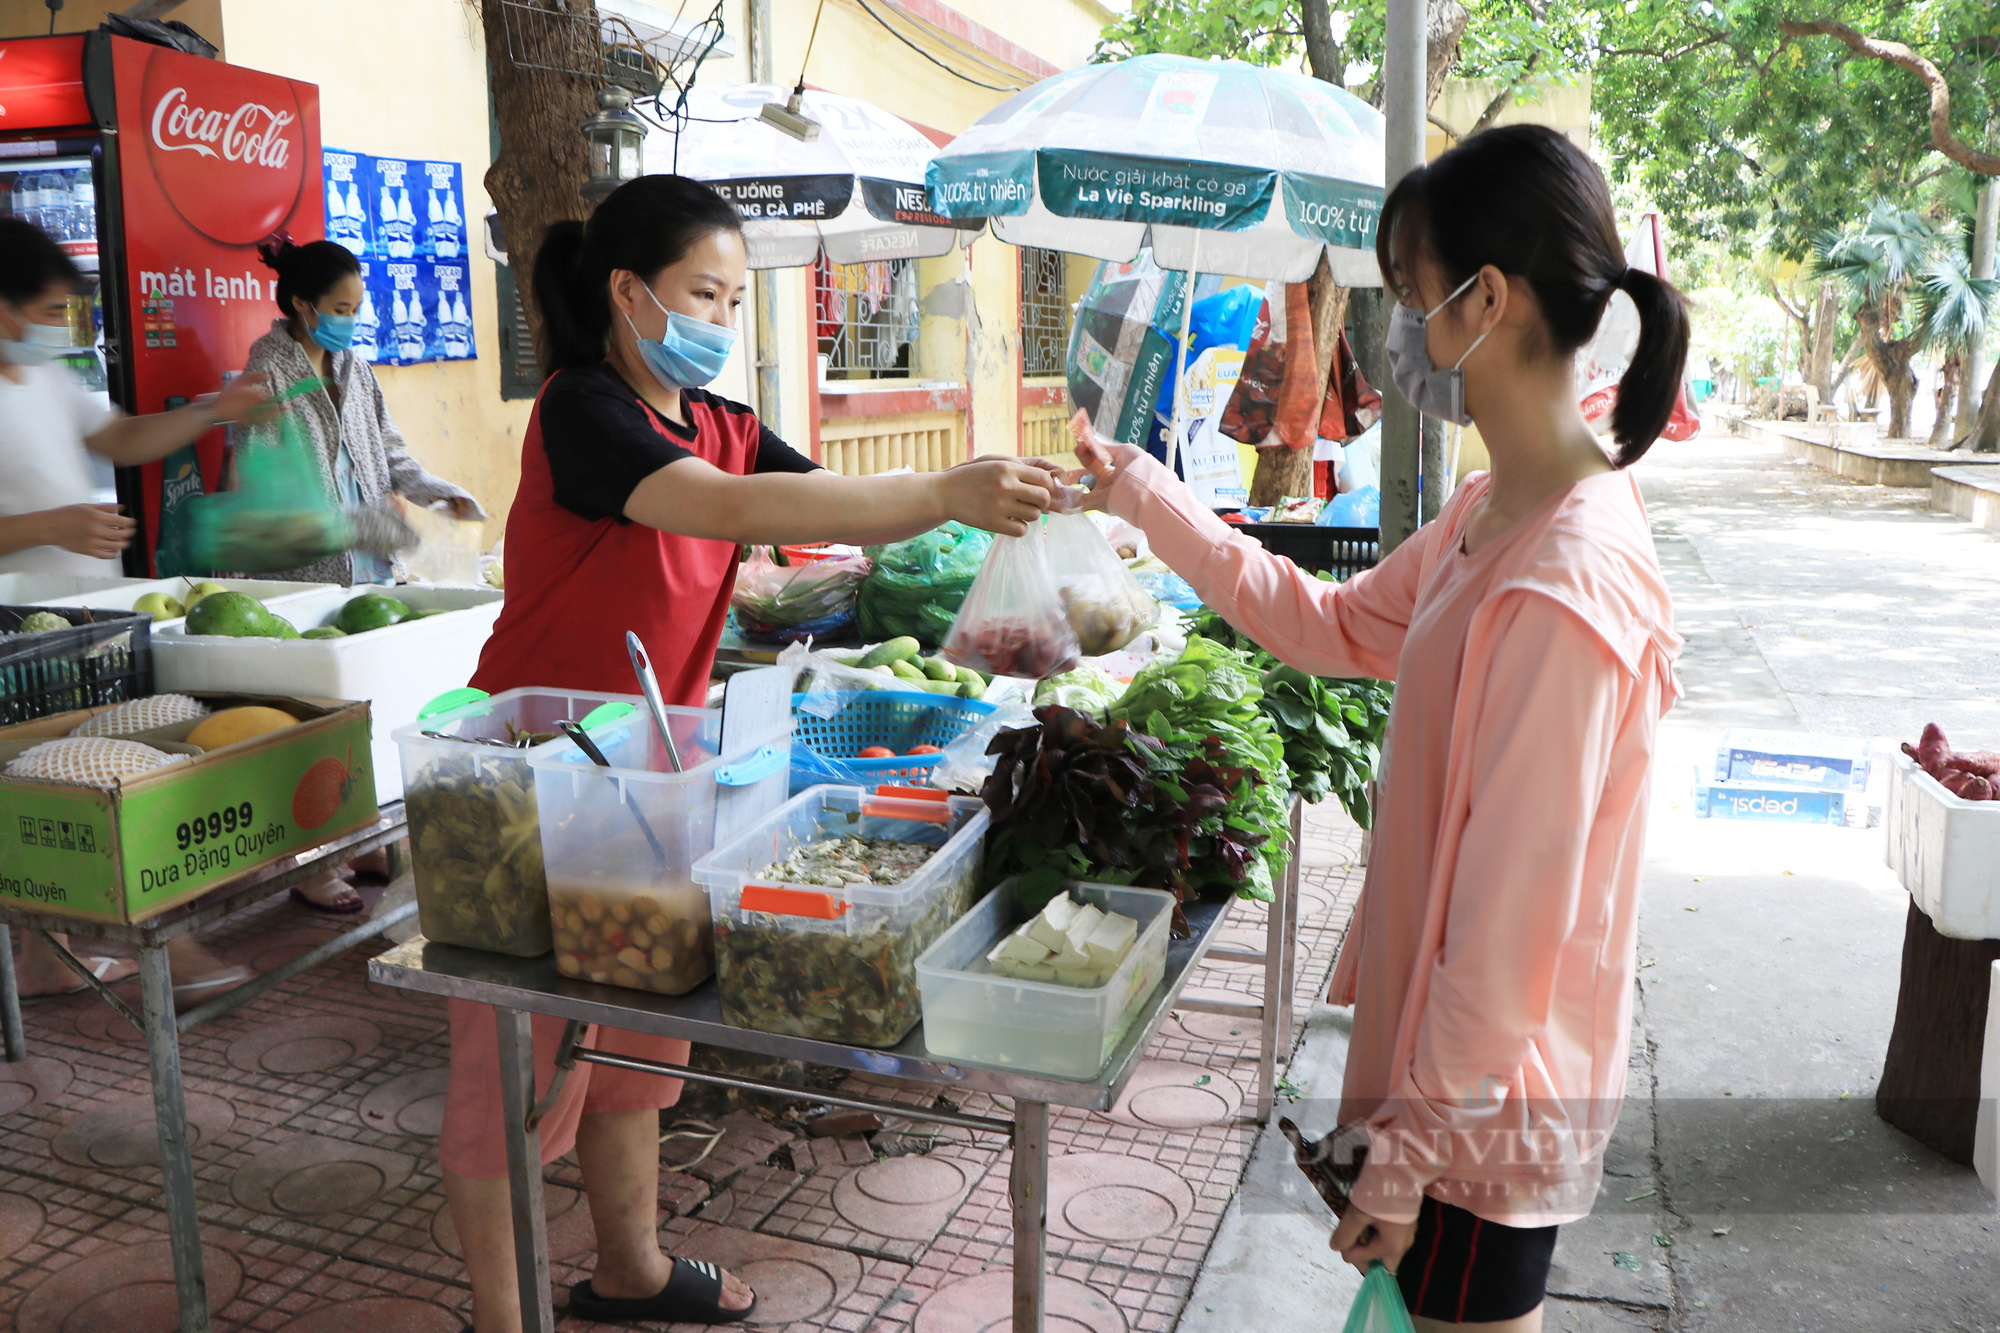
[
  {"left": 1693, "top": 766, "right": 1847, "bottom": 825},
  {"left": 1714, "top": 729, "right": 1871, "bottom": 792}
]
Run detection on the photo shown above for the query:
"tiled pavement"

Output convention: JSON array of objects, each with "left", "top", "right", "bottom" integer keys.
[{"left": 0, "top": 802, "right": 1365, "bottom": 1332}]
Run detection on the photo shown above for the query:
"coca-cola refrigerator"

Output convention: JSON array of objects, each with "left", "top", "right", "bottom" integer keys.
[{"left": 0, "top": 31, "right": 321, "bottom": 575}]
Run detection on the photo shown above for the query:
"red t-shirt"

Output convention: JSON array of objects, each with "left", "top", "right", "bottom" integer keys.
[{"left": 471, "top": 365, "right": 817, "bottom": 707}]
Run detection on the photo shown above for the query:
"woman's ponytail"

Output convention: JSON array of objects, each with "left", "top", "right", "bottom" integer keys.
[
  {"left": 530, "top": 219, "right": 596, "bottom": 374},
  {"left": 1608, "top": 266, "right": 1691, "bottom": 468},
  {"left": 527, "top": 175, "right": 744, "bottom": 376}
]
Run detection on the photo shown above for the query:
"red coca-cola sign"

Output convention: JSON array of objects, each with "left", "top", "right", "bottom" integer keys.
[{"left": 139, "top": 47, "right": 305, "bottom": 245}]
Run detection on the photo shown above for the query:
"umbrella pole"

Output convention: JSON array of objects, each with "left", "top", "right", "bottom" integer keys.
[{"left": 1164, "top": 232, "right": 1202, "bottom": 478}]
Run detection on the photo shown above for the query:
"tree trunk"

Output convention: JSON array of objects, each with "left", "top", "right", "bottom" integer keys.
[
  {"left": 1249, "top": 255, "right": 1351, "bottom": 506},
  {"left": 1975, "top": 355, "right": 2000, "bottom": 453},
  {"left": 1886, "top": 358, "right": 1917, "bottom": 438},
  {"left": 1425, "top": 0, "right": 1470, "bottom": 108},
  {"left": 1807, "top": 283, "right": 1839, "bottom": 398},
  {"left": 1876, "top": 899, "right": 2000, "bottom": 1165},
  {"left": 1856, "top": 302, "right": 1920, "bottom": 438},
  {"left": 1929, "top": 353, "right": 1959, "bottom": 447},
  {"left": 479, "top": 0, "right": 600, "bottom": 361}
]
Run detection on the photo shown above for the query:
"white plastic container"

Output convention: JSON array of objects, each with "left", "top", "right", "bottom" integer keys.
[
  {"left": 916, "top": 879, "right": 1172, "bottom": 1079},
  {"left": 151, "top": 584, "right": 504, "bottom": 800},
  {"left": 529, "top": 705, "right": 790, "bottom": 996},
  {"left": 1886, "top": 749, "right": 2000, "bottom": 940},
  {"left": 692, "top": 786, "right": 989, "bottom": 1047},
  {"left": 0, "top": 573, "right": 147, "bottom": 605},
  {"left": 395, "top": 687, "right": 644, "bottom": 957}
]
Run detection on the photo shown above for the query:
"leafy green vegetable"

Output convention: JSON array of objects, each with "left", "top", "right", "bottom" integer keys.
[
  {"left": 1107, "top": 635, "right": 1291, "bottom": 901},
  {"left": 1187, "top": 608, "right": 1393, "bottom": 829},
  {"left": 1031, "top": 664, "right": 1125, "bottom": 719},
  {"left": 980, "top": 704, "right": 1274, "bottom": 912},
  {"left": 858, "top": 523, "right": 993, "bottom": 648}
]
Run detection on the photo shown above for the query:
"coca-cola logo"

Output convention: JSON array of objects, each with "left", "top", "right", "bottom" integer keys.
[{"left": 140, "top": 49, "right": 305, "bottom": 245}]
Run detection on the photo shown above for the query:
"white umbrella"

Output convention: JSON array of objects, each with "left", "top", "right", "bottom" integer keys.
[
  {"left": 926, "top": 54, "right": 1388, "bottom": 287},
  {"left": 653, "top": 83, "right": 977, "bottom": 269}
]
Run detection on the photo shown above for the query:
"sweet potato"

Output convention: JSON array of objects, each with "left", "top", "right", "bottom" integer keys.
[
  {"left": 1958, "top": 775, "right": 1995, "bottom": 802},
  {"left": 1918, "top": 723, "right": 1952, "bottom": 775}
]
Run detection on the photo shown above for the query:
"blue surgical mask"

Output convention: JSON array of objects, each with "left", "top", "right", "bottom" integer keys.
[
  {"left": 1384, "top": 272, "right": 1490, "bottom": 426},
  {"left": 309, "top": 309, "right": 357, "bottom": 353},
  {"left": 624, "top": 286, "right": 737, "bottom": 391},
  {"left": 0, "top": 311, "right": 73, "bottom": 366}
]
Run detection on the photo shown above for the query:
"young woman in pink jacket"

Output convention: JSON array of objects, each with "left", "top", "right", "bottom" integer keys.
[{"left": 1066, "top": 125, "right": 1688, "bottom": 1330}]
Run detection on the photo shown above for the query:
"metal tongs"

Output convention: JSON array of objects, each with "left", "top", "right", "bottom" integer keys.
[
  {"left": 625, "top": 631, "right": 685, "bottom": 773},
  {"left": 555, "top": 719, "right": 667, "bottom": 866}
]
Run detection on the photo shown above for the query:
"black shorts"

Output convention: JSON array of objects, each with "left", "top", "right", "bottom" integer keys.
[{"left": 1396, "top": 1196, "right": 1559, "bottom": 1324}]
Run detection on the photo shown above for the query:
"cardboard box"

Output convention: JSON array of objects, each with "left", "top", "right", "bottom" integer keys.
[
  {"left": 1693, "top": 766, "right": 1847, "bottom": 825},
  {"left": 1714, "top": 729, "right": 1872, "bottom": 792},
  {"left": 0, "top": 694, "right": 379, "bottom": 924}
]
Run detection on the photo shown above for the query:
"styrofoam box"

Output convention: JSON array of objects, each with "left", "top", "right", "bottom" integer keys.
[
  {"left": 27, "top": 576, "right": 327, "bottom": 624},
  {"left": 151, "top": 585, "right": 504, "bottom": 802},
  {"left": 0, "top": 573, "right": 146, "bottom": 604},
  {"left": 1886, "top": 749, "right": 2000, "bottom": 940},
  {"left": 915, "top": 879, "right": 1173, "bottom": 1080}
]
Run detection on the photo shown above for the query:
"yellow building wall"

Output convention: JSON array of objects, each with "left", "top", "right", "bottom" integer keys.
[
  {"left": 1426, "top": 75, "right": 1593, "bottom": 159},
  {"left": 215, "top": 0, "right": 526, "bottom": 545}
]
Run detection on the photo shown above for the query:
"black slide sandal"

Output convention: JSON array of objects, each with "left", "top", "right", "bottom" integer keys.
[{"left": 568, "top": 1258, "right": 756, "bottom": 1325}]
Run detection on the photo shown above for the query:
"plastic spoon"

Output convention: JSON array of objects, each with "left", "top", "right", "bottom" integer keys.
[
  {"left": 555, "top": 719, "right": 668, "bottom": 866},
  {"left": 625, "top": 631, "right": 685, "bottom": 773}
]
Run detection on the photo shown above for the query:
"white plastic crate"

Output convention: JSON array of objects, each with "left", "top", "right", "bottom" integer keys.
[
  {"left": 151, "top": 585, "right": 504, "bottom": 801},
  {"left": 1886, "top": 749, "right": 2000, "bottom": 940}
]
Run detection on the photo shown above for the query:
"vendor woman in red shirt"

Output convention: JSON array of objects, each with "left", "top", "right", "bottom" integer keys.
[{"left": 448, "top": 174, "right": 1056, "bottom": 1332}]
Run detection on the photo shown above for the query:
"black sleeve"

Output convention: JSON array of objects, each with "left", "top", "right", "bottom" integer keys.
[
  {"left": 755, "top": 426, "right": 821, "bottom": 475},
  {"left": 540, "top": 368, "right": 696, "bottom": 522}
]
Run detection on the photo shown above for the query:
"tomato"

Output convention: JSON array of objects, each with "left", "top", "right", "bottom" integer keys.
[
  {"left": 906, "top": 744, "right": 942, "bottom": 755},
  {"left": 857, "top": 745, "right": 896, "bottom": 759}
]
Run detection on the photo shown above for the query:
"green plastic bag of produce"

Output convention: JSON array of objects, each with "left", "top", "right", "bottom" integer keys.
[
  {"left": 857, "top": 522, "right": 992, "bottom": 649},
  {"left": 185, "top": 377, "right": 353, "bottom": 574},
  {"left": 1342, "top": 1262, "right": 1414, "bottom": 1333}
]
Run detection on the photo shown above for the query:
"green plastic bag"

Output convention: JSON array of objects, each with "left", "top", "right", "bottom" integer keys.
[
  {"left": 185, "top": 377, "right": 354, "bottom": 574},
  {"left": 1342, "top": 1262, "right": 1415, "bottom": 1333},
  {"left": 857, "top": 522, "right": 993, "bottom": 649}
]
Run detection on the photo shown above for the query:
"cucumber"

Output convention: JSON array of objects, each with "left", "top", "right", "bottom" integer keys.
[
  {"left": 909, "top": 679, "right": 966, "bottom": 696},
  {"left": 890, "top": 658, "right": 928, "bottom": 683},
  {"left": 919, "top": 656, "right": 956, "bottom": 682},
  {"left": 950, "top": 663, "right": 987, "bottom": 698},
  {"left": 856, "top": 636, "right": 922, "bottom": 670}
]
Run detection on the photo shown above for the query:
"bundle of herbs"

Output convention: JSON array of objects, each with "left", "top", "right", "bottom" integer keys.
[
  {"left": 1188, "top": 608, "right": 1394, "bottom": 828},
  {"left": 982, "top": 699, "right": 1278, "bottom": 918}
]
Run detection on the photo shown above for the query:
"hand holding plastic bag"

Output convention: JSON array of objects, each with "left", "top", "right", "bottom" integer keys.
[
  {"left": 1342, "top": 1262, "right": 1415, "bottom": 1333},
  {"left": 941, "top": 523, "right": 1081, "bottom": 679},
  {"left": 1044, "top": 509, "right": 1159, "bottom": 656}
]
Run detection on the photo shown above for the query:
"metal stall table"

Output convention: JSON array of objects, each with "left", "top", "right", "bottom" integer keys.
[
  {"left": 369, "top": 890, "right": 1248, "bottom": 1333},
  {"left": 0, "top": 805, "right": 411, "bottom": 1333}
]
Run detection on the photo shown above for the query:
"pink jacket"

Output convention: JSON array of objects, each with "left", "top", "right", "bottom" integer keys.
[{"left": 1103, "top": 447, "right": 1681, "bottom": 1226}]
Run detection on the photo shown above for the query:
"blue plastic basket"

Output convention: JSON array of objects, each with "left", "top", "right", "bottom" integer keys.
[{"left": 790, "top": 690, "right": 996, "bottom": 790}]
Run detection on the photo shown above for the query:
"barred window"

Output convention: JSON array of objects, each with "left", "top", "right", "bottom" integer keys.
[
  {"left": 815, "top": 256, "right": 920, "bottom": 380},
  {"left": 1020, "top": 246, "right": 1070, "bottom": 377}
]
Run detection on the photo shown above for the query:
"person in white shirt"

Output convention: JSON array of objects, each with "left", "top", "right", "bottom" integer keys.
[{"left": 0, "top": 218, "right": 270, "bottom": 1001}]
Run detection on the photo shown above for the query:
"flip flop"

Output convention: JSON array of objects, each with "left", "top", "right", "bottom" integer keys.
[
  {"left": 19, "top": 955, "right": 137, "bottom": 1001},
  {"left": 568, "top": 1258, "right": 756, "bottom": 1325},
  {"left": 289, "top": 884, "right": 364, "bottom": 915},
  {"left": 172, "top": 965, "right": 252, "bottom": 1014}
]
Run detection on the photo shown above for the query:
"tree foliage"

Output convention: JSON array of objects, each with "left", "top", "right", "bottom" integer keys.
[{"left": 1592, "top": 0, "right": 2000, "bottom": 260}]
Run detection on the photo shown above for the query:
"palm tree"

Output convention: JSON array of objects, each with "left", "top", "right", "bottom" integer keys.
[
  {"left": 1917, "top": 249, "right": 2000, "bottom": 446},
  {"left": 1812, "top": 202, "right": 1940, "bottom": 439}
]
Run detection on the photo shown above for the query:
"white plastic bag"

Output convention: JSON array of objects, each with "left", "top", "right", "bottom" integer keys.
[
  {"left": 1044, "top": 510, "right": 1159, "bottom": 657},
  {"left": 941, "top": 523, "right": 1081, "bottom": 679},
  {"left": 928, "top": 700, "right": 1036, "bottom": 795}
]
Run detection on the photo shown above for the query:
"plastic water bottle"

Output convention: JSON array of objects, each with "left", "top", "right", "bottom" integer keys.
[
  {"left": 35, "top": 171, "right": 66, "bottom": 238},
  {"left": 379, "top": 184, "right": 399, "bottom": 248},
  {"left": 353, "top": 289, "right": 379, "bottom": 362},
  {"left": 396, "top": 189, "right": 416, "bottom": 256},
  {"left": 9, "top": 172, "right": 31, "bottom": 224},
  {"left": 345, "top": 183, "right": 365, "bottom": 237},
  {"left": 70, "top": 167, "right": 94, "bottom": 241},
  {"left": 327, "top": 178, "right": 347, "bottom": 231}
]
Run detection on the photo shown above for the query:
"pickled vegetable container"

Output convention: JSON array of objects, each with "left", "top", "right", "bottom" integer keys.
[
  {"left": 396, "top": 688, "right": 647, "bottom": 957},
  {"left": 527, "top": 704, "right": 791, "bottom": 997},
  {"left": 691, "top": 786, "right": 989, "bottom": 1047}
]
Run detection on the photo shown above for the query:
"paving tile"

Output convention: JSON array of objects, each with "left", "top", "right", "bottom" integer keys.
[{"left": 793, "top": 1133, "right": 875, "bottom": 1175}]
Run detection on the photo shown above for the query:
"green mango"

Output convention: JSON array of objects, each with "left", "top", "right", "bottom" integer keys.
[
  {"left": 301, "top": 626, "right": 347, "bottom": 640},
  {"left": 336, "top": 593, "right": 412, "bottom": 634},
  {"left": 405, "top": 607, "right": 449, "bottom": 620},
  {"left": 270, "top": 616, "right": 301, "bottom": 639},
  {"left": 184, "top": 591, "right": 276, "bottom": 638}
]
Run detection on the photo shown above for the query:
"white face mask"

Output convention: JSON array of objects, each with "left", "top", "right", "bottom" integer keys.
[
  {"left": 0, "top": 306, "right": 73, "bottom": 366},
  {"left": 1383, "top": 272, "right": 1491, "bottom": 426}
]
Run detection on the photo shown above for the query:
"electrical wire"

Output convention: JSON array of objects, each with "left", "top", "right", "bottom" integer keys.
[
  {"left": 851, "top": 0, "right": 1022, "bottom": 93},
  {"left": 867, "top": 0, "right": 1036, "bottom": 85}
]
